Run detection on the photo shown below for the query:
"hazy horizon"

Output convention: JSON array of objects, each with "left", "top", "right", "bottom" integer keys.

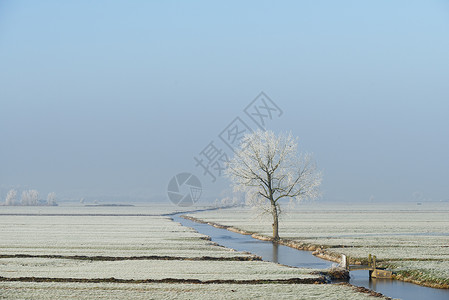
[{"left": 1, "top": 1, "right": 448, "bottom": 205}]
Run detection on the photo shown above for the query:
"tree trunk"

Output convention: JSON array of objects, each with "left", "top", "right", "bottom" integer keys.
[{"left": 271, "top": 201, "right": 280, "bottom": 241}]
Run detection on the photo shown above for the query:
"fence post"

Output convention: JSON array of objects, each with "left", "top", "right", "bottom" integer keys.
[{"left": 341, "top": 254, "right": 347, "bottom": 269}]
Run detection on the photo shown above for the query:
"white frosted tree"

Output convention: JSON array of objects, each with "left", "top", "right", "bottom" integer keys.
[
  {"left": 21, "top": 190, "right": 39, "bottom": 206},
  {"left": 5, "top": 189, "right": 17, "bottom": 206},
  {"left": 47, "top": 192, "right": 57, "bottom": 206},
  {"left": 21, "top": 190, "right": 30, "bottom": 205},
  {"left": 29, "top": 190, "right": 39, "bottom": 205},
  {"left": 225, "top": 130, "right": 322, "bottom": 241}
]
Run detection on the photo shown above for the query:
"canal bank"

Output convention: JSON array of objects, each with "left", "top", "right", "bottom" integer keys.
[{"left": 173, "top": 214, "right": 449, "bottom": 300}]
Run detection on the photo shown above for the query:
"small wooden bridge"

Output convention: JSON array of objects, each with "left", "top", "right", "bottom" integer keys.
[{"left": 341, "top": 254, "right": 393, "bottom": 279}]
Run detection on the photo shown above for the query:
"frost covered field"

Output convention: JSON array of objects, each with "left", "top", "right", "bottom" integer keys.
[
  {"left": 0, "top": 205, "right": 385, "bottom": 299},
  {"left": 0, "top": 203, "right": 199, "bottom": 216},
  {"left": 187, "top": 202, "right": 449, "bottom": 287},
  {"left": 0, "top": 258, "right": 315, "bottom": 280},
  {"left": 0, "top": 282, "right": 382, "bottom": 300},
  {"left": 0, "top": 214, "right": 249, "bottom": 258}
]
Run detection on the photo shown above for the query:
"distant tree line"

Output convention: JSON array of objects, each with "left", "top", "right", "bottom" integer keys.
[{"left": 3, "top": 189, "right": 57, "bottom": 206}]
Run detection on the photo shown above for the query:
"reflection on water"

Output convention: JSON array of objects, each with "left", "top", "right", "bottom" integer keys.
[
  {"left": 173, "top": 215, "right": 333, "bottom": 269},
  {"left": 350, "top": 270, "right": 449, "bottom": 300},
  {"left": 173, "top": 214, "right": 449, "bottom": 300},
  {"left": 273, "top": 244, "right": 279, "bottom": 263}
]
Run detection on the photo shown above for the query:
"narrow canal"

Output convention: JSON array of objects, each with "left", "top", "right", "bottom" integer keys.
[{"left": 172, "top": 214, "right": 449, "bottom": 300}]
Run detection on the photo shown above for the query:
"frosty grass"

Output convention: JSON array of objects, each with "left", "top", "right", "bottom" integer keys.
[
  {"left": 187, "top": 202, "right": 449, "bottom": 285},
  {"left": 0, "top": 282, "right": 383, "bottom": 300},
  {"left": 0, "top": 204, "right": 392, "bottom": 298}
]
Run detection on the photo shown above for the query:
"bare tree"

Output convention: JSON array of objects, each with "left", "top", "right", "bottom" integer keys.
[
  {"left": 5, "top": 189, "right": 17, "bottom": 206},
  {"left": 225, "top": 130, "right": 322, "bottom": 241},
  {"left": 47, "top": 192, "right": 57, "bottom": 206}
]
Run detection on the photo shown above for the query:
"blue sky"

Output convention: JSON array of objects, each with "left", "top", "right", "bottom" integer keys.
[{"left": 1, "top": 0, "right": 448, "bottom": 203}]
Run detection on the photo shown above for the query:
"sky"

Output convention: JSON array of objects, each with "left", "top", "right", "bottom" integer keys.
[{"left": 0, "top": 0, "right": 448, "bottom": 204}]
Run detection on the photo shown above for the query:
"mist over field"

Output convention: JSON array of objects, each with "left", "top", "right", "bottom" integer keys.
[{"left": 1, "top": 1, "right": 448, "bottom": 206}]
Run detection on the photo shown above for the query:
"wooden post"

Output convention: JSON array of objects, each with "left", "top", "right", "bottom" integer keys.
[
  {"left": 341, "top": 254, "right": 347, "bottom": 270},
  {"left": 373, "top": 255, "right": 377, "bottom": 270}
]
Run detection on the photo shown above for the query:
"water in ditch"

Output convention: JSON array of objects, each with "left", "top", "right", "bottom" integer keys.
[{"left": 173, "top": 214, "right": 449, "bottom": 300}]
